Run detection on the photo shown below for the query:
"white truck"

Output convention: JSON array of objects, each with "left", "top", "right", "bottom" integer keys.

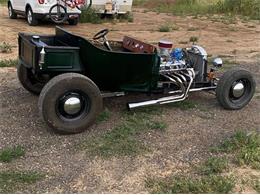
[{"left": 7, "top": 0, "right": 81, "bottom": 26}]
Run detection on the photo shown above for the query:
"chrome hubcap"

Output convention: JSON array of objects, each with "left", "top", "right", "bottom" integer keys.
[
  {"left": 63, "top": 97, "right": 82, "bottom": 115},
  {"left": 28, "top": 11, "right": 32, "bottom": 23},
  {"left": 232, "top": 82, "right": 245, "bottom": 98}
]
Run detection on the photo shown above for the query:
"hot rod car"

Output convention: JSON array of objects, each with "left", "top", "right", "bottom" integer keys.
[{"left": 17, "top": 27, "right": 256, "bottom": 133}]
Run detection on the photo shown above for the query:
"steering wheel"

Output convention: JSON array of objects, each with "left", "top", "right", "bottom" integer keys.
[{"left": 93, "top": 29, "right": 112, "bottom": 51}]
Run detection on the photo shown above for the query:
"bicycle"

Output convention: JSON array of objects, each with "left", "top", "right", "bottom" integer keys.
[{"left": 49, "top": 0, "right": 92, "bottom": 24}]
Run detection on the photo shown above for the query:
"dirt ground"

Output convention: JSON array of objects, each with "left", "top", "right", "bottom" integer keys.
[{"left": 0, "top": 5, "right": 260, "bottom": 193}]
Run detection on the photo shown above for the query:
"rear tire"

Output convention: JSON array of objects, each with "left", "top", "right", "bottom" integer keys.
[
  {"left": 216, "top": 68, "right": 256, "bottom": 110},
  {"left": 26, "top": 7, "right": 38, "bottom": 26},
  {"left": 8, "top": 2, "right": 17, "bottom": 19},
  {"left": 17, "top": 63, "right": 46, "bottom": 95},
  {"left": 38, "top": 73, "right": 103, "bottom": 134},
  {"left": 68, "top": 18, "right": 79, "bottom": 25}
]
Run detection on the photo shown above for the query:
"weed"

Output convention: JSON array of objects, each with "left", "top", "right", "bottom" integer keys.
[
  {"left": 168, "top": 100, "right": 198, "bottom": 110},
  {"left": 132, "top": 0, "right": 148, "bottom": 6},
  {"left": 118, "top": 12, "right": 134, "bottom": 22},
  {"left": 80, "top": 7, "right": 102, "bottom": 24},
  {"left": 0, "top": 146, "right": 25, "bottom": 163},
  {"left": 0, "top": 59, "right": 18, "bottom": 67},
  {"left": 199, "top": 157, "right": 229, "bottom": 175},
  {"left": 146, "top": 175, "right": 235, "bottom": 193},
  {"left": 253, "top": 179, "right": 260, "bottom": 193},
  {"left": 0, "top": 42, "right": 12, "bottom": 53},
  {"left": 226, "top": 39, "right": 233, "bottom": 42},
  {"left": 158, "top": 24, "right": 172, "bottom": 32},
  {"left": 189, "top": 36, "right": 199, "bottom": 44},
  {"left": 179, "top": 41, "right": 189, "bottom": 45},
  {"left": 96, "top": 108, "right": 111, "bottom": 123},
  {"left": 80, "top": 109, "right": 165, "bottom": 157},
  {"left": 212, "top": 131, "right": 260, "bottom": 169},
  {"left": 148, "top": 121, "right": 167, "bottom": 131},
  {"left": 0, "top": 0, "right": 7, "bottom": 5},
  {"left": 0, "top": 171, "right": 43, "bottom": 193},
  {"left": 187, "top": 27, "right": 199, "bottom": 31},
  {"left": 135, "top": 0, "right": 260, "bottom": 20}
]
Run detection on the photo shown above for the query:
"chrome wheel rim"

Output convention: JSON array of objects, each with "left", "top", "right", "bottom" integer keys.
[{"left": 27, "top": 10, "right": 32, "bottom": 24}]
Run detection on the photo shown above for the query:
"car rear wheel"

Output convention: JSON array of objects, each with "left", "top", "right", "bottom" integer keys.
[
  {"left": 216, "top": 68, "right": 256, "bottom": 110},
  {"left": 68, "top": 18, "right": 79, "bottom": 25},
  {"left": 38, "top": 73, "right": 103, "bottom": 134},
  {"left": 26, "top": 7, "right": 38, "bottom": 26},
  {"left": 8, "top": 2, "right": 17, "bottom": 19},
  {"left": 17, "top": 63, "right": 48, "bottom": 95}
]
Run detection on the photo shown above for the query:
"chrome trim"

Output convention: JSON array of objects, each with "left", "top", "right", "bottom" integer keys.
[
  {"left": 168, "top": 86, "right": 217, "bottom": 94},
  {"left": 232, "top": 82, "right": 245, "bottom": 98},
  {"left": 213, "top": 58, "right": 223, "bottom": 67},
  {"left": 192, "top": 45, "right": 207, "bottom": 60},
  {"left": 101, "top": 91, "right": 125, "bottom": 98},
  {"left": 189, "top": 86, "right": 217, "bottom": 92},
  {"left": 63, "top": 97, "right": 81, "bottom": 115}
]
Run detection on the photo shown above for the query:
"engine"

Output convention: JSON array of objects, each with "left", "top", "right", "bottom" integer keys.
[{"left": 159, "top": 45, "right": 208, "bottom": 83}]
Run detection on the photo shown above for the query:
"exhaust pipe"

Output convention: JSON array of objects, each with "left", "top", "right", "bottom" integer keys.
[{"left": 127, "top": 69, "right": 195, "bottom": 110}]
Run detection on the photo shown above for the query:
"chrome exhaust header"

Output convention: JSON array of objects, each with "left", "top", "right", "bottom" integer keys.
[{"left": 127, "top": 68, "right": 196, "bottom": 110}]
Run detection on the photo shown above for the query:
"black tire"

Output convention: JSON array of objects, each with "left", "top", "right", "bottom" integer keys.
[
  {"left": 8, "top": 2, "right": 17, "bottom": 19},
  {"left": 17, "top": 63, "right": 47, "bottom": 95},
  {"left": 68, "top": 18, "right": 79, "bottom": 25},
  {"left": 26, "top": 7, "right": 38, "bottom": 26},
  {"left": 38, "top": 73, "right": 103, "bottom": 134},
  {"left": 49, "top": 4, "right": 67, "bottom": 24},
  {"left": 216, "top": 68, "right": 256, "bottom": 110}
]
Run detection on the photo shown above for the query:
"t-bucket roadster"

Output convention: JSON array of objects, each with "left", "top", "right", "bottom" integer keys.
[{"left": 17, "top": 27, "right": 256, "bottom": 133}]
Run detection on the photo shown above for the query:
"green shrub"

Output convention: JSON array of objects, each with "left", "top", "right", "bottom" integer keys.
[
  {"left": 80, "top": 8, "right": 102, "bottom": 24},
  {"left": 0, "top": 42, "right": 12, "bottom": 53},
  {"left": 0, "top": 59, "right": 17, "bottom": 67},
  {"left": 214, "top": 0, "right": 260, "bottom": 20}
]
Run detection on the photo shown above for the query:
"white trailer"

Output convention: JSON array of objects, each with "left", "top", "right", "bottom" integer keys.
[{"left": 91, "top": 0, "right": 133, "bottom": 14}]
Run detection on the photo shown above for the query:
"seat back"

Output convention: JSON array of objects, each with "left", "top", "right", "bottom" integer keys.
[{"left": 123, "top": 36, "right": 156, "bottom": 54}]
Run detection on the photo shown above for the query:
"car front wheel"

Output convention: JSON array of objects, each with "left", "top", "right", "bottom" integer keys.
[
  {"left": 216, "top": 68, "right": 256, "bottom": 110},
  {"left": 8, "top": 2, "right": 17, "bottom": 19}
]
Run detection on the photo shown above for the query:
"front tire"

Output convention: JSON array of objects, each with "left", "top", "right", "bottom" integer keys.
[
  {"left": 17, "top": 63, "right": 47, "bottom": 95},
  {"left": 38, "top": 73, "right": 103, "bottom": 134},
  {"left": 8, "top": 2, "right": 17, "bottom": 19},
  {"left": 216, "top": 68, "right": 256, "bottom": 110},
  {"left": 26, "top": 7, "right": 38, "bottom": 26}
]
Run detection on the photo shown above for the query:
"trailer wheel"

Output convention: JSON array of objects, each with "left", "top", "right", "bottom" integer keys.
[
  {"left": 8, "top": 2, "right": 17, "bottom": 19},
  {"left": 216, "top": 68, "right": 256, "bottom": 110},
  {"left": 17, "top": 63, "right": 47, "bottom": 95},
  {"left": 38, "top": 73, "right": 103, "bottom": 134}
]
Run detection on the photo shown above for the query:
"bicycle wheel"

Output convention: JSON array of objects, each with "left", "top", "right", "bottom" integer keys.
[{"left": 49, "top": 4, "right": 68, "bottom": 24}]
